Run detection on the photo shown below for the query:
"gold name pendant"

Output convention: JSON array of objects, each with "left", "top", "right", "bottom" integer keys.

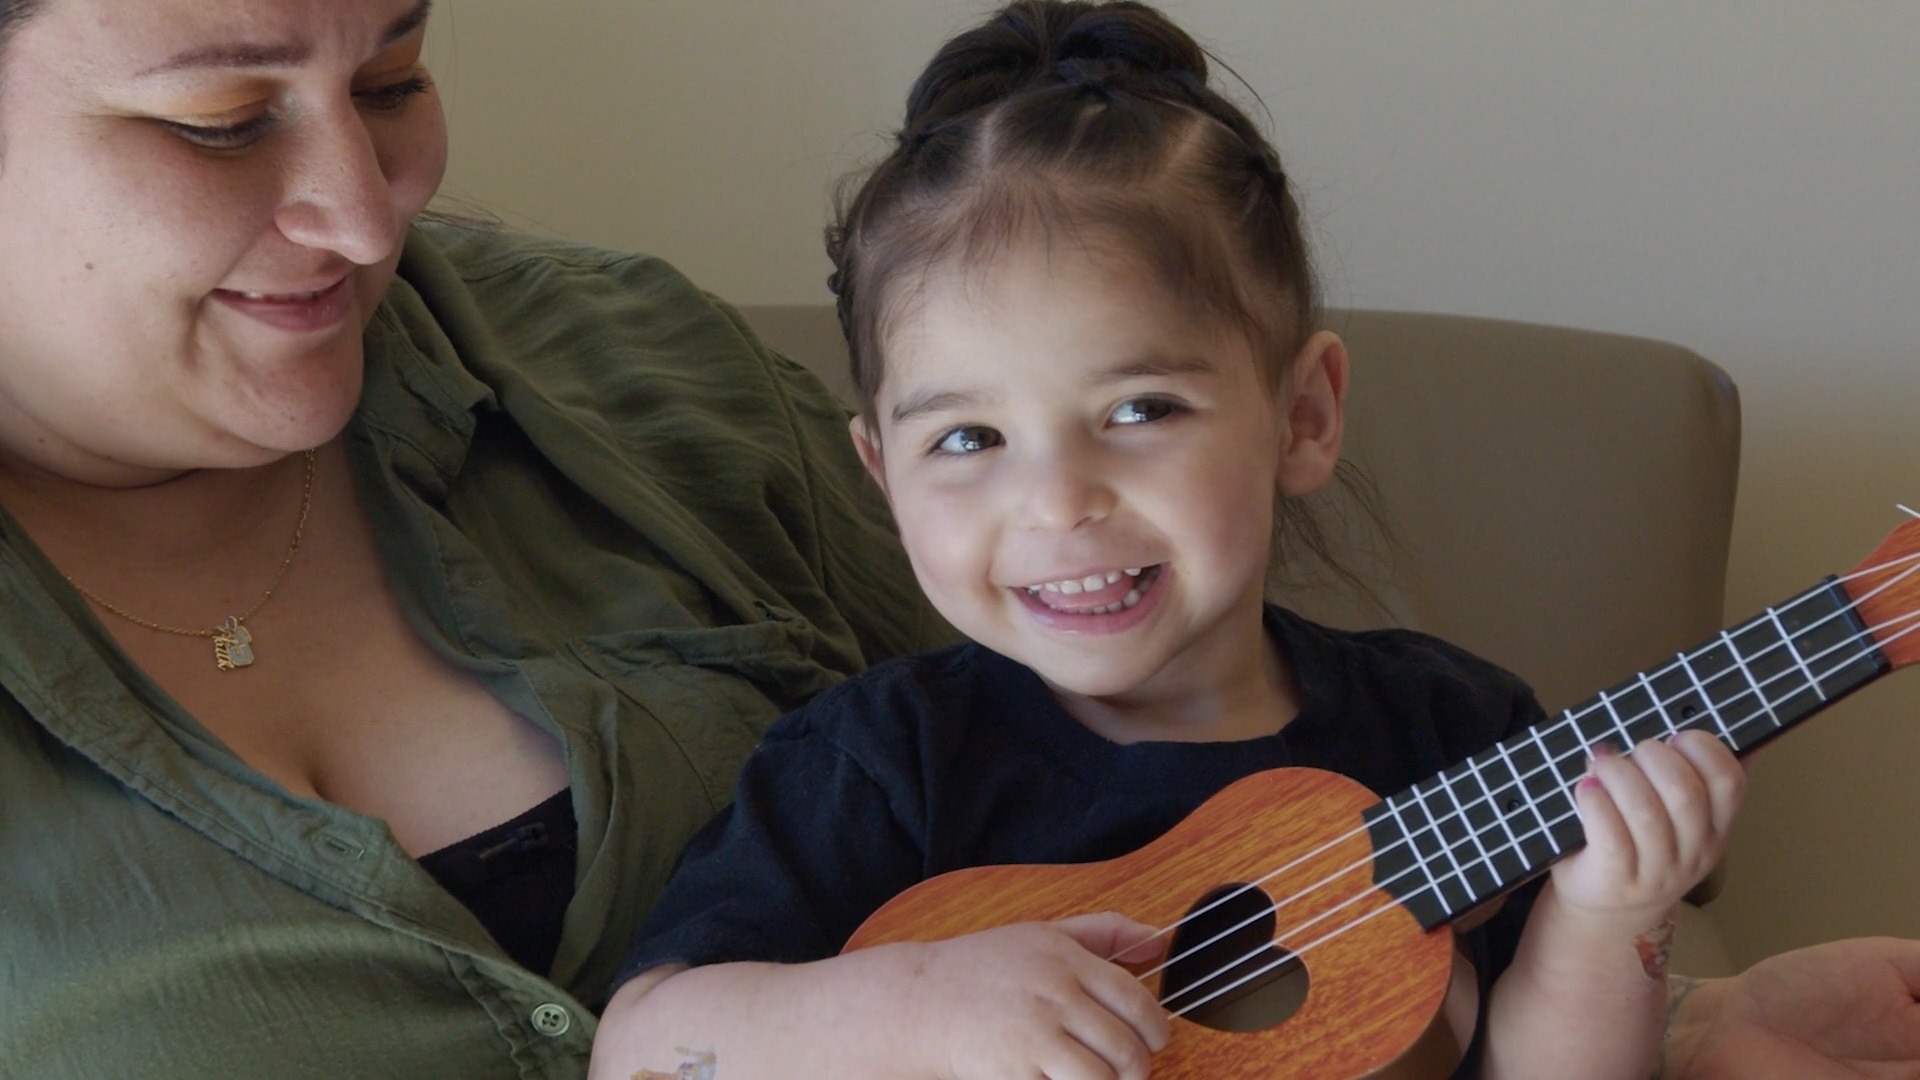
[{"left": 213, "top": 616, "right": 256, "bottom": 671}]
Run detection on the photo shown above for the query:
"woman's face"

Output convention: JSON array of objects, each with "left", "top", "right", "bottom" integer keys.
[{"left": 0, "top": 0, "right": 447, "bottom": 483}]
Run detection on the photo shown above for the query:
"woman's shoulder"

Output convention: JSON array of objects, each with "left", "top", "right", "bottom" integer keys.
[{"left": 392, "top": 220, "right": 775, "bottom": 382}]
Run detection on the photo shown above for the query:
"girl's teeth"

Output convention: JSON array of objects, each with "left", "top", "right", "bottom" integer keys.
[
  {"left": 1024, "top": 565, "right": 1156, "bottom": 595},
  {"left": 1086, "top": 588, "right": 1144, "bottom": 615}
]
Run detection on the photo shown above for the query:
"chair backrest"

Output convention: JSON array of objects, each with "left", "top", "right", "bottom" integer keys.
[{"left": 736, "top": 304, "right": 1741, "bottom": 715}]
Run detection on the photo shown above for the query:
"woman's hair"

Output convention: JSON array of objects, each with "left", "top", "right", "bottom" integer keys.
[
  {"left": 828, "top": 0, "right": 1387, "bottom": 603},
  {"left": 0, "top": 0, "right": 42, "bottom": 62},
  {"left": 827, "top": 0, "right": 1317, "bottom": 415}
]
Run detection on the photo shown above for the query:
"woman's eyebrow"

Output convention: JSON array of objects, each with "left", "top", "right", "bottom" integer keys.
[{"left": 136, "top": 0, "right": 433, "bottom": 77}]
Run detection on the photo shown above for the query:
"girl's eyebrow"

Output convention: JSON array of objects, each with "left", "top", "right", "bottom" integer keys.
[
  {"left": 136, "top": 0, "right": 433, "bottom": 77},
  {"left": 1088, "top": 353, "right": 1219, "bottom": 385},
  {"left": 890, "top": 352, "right": 1218, "bottom": 423},
  {"left": 890, "top": 389, "right": 982, "bottom": 425}
]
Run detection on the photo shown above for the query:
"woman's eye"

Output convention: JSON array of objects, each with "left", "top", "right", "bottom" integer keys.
[
  {"left": 932, "top": 426, "right": 1003, "bottom": 455},
  {"left": 356, "top": 74, "right": 434, "bottom": 113},
  {"left": 1112, "top": 398, "right": 1178, "bottom": 425},
  {"left": 158, "top": 74, "right": 431, "bottom": 151},
  {"left": 161, "top": 113, "right": 276, "bottom": 150}
]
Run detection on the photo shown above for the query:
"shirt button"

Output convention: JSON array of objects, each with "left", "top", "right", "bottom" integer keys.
[{"left": 530, "top": 1002, "right": 572, "bottom": 1037}]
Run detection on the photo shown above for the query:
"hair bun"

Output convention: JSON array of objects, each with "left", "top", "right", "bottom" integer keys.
[
  {"left": 1049, "top": 1, "right": 1208, "bottom": 81},
  {"left": 902, "top": 1, "right": 1209, "bottom": 133}
]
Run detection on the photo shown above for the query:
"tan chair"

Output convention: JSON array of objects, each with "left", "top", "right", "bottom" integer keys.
[{"left": 737, "top": 303, "right": 1743, "bottom": 975}]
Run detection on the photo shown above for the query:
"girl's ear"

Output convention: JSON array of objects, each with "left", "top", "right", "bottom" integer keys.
[
  {"left": 849, "top": 414, "right": 891, "bottom": 498},
  {"left": 1275, "top": 330, "right": 1348, "bottom": 497}
]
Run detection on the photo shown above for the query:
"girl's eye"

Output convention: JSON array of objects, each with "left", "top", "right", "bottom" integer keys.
[
  {"left": 356, "top": 73, "right": 434, "bottom": 113},
  {"left": 932, "top": 425, "right": 1003, "bottom": 455},
  {"left": 1112, "top": 398, "right": 1178, "bottom": 425}
]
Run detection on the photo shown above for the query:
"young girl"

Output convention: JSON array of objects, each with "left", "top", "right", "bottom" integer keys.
[{"left": 591, "top": 2, "right": 1743, "bottom": 1077}]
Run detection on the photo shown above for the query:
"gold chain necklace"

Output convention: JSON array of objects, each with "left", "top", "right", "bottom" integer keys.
[{"left": 63, "top": 448, "right": 317, "bottom": 672}]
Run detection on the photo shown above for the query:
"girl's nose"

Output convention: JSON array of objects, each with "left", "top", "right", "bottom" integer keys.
[{"left": 1018, "top": 454, "right": 1117, "bottom": 532}]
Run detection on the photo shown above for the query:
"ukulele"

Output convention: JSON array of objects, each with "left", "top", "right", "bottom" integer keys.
[{"left": 844, "top": 517, "right": 1920, "bottom": 1078}]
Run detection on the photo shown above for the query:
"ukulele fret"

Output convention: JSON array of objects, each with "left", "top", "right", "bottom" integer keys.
[{"left": 1372, "top": 578, "right": 1888, "bottom": 928}]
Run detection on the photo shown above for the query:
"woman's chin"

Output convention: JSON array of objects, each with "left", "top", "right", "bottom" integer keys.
[{"left": 219, "top": 366, "right": 365, "bottom": 459}]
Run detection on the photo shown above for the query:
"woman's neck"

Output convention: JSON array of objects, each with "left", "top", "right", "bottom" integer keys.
[{"left": 0, "top": 443, "right": 321, "bottom": 576}]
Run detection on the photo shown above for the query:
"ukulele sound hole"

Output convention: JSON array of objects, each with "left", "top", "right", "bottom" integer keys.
[{"left": 1159, "top": 883, "right": 1309, "bottom": 1032}]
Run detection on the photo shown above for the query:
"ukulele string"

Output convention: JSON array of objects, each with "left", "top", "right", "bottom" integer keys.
[
  {"left": 1124, "top": 550, "right": 1920, "bottom": 996},
  {"left": 1152, "top": 607, "right": 1920, "bottom": 1018},
  {"left": 1146, "top": 586, "right": 1920, "bottom": 997},
  {"left": 1116, "top": 548, "right": 1920, "bottom": 974},
  {"left": 1165, "top": 618, "right": 1920, "bottom": 1018}
]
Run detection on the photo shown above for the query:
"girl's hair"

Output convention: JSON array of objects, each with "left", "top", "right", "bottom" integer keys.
[
  {"left": 828, "top": 0, "right": 1316, "bottom": 416},
  {"left": 828, "top": 0, "right": 1387, "bottom": 604}
]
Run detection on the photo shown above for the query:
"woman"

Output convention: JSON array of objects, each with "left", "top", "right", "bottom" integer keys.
[
  {"left": 0, "top": 1, "right": 1911, "bottom": 1077},
  {"left": 0, "top": 0, "right": 940, "bottom": 1074}
]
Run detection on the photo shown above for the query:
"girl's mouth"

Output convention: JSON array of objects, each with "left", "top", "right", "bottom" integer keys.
[{"left": 1020, "top": 564, "right": 1163, "bottom": 615}]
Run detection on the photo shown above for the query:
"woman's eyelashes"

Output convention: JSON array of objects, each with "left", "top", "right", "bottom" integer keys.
[{"left": 160, "top": 74, "right": 434, "bottom": 151}]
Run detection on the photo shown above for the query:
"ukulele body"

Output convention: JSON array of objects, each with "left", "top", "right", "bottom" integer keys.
[{"left": 844, "top": 766, "right": 1460, "bottom": 1079}]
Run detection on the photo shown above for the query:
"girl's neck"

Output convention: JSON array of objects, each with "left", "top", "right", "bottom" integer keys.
[{"left": 1051, "top": 617, "right": 1301, "bottom": 746}]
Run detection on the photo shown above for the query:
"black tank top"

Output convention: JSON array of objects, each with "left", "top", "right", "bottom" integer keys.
[{"left": 417, "top": 788, "right": 578, "bottom": 976}]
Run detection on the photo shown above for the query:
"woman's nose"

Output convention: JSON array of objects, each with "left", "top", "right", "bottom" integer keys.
[{"left": 274, "top": 111, "right": 403, "bottom": 266}]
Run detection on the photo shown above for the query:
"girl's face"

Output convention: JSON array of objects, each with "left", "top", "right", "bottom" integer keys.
[
  {"left": 0, "top": 0, "right": 447, "bottom": 484},
  {"left": 855, "top": 241, "right": 1344, "bottom": 724}
]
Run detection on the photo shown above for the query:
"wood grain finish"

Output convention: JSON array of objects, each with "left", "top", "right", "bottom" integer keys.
[{"left": 845, "top": 767, "right": 1456, "bottom": 1078}]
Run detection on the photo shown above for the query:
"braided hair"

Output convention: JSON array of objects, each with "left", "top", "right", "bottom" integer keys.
[
  {"left": 827, "top": 0, "right": 1386, "bottom": 603},
  {"left": 827, "top": 0, "right": 1318, "bottom": 415}
]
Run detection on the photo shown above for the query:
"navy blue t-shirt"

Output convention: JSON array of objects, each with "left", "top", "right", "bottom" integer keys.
[{"left": 620, "top": 605, "right": 1548, "bottom": 1073}]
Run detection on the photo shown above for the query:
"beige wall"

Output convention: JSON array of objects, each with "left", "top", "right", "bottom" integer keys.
[{"left": 428, "top": 2, "right": 1920, "bottom": 967}]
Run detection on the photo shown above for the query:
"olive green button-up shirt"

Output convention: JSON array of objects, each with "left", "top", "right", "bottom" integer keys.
[{"left": 0, "top": 223, "right": 948, "bottom": 1078}]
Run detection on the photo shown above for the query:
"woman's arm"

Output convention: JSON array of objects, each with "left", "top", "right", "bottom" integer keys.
[{"left": 1658, "top": 938, "right": 1920, "bottom": 1079}]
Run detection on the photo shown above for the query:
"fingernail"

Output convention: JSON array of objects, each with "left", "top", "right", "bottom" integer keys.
[{"left": 1578, "top": 775, "right": 1604, "bottom": 792}]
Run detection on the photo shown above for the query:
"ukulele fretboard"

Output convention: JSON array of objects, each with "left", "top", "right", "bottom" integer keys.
[{"left": 1364, "top": 577, "right": 1888, "bottom": 930}]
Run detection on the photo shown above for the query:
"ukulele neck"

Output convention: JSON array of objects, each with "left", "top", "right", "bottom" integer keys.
[{"left": 1365, "top": 576, "right": 1890, "bottom": 930}]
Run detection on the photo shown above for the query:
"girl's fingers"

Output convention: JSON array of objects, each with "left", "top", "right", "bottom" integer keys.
[
  {"left": 1078, "top": 964, "right": 1170, "bottom": 1056},
  {"left": 1057, "top": 997, "right": 1157, "bottom": 1080},
  {"left": 1585, "top": 743, "right": 1677, "bottom": 876},
  {"left": 1572, "top": 767, "right": 1631, "bottom": 871},
  {"left": 1668, "top": 730, "right": 1747, "bottom": 838},
  {"left": 1625, "top": 738, "right": 1713, "bottom": 861}
]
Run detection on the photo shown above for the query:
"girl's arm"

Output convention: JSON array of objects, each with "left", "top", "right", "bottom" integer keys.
[
  {"left": 588, "top": 914, "right": 1169, "bottom": 1080},
  {"left": 1477, "top": 731, "right": 1745, "bottom": 1079}
]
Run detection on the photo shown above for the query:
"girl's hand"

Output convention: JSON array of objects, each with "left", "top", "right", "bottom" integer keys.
[
  {"left": 907, "top": 912, "right": 1171, "bottom": 1080},
  {"left": 1550, "top": 730, "right": 1745, "bottom": 923}
]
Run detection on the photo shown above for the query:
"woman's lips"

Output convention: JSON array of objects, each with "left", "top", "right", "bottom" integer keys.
[{"left": 210, "top": 275, "right": 354, "bottom": 334}]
